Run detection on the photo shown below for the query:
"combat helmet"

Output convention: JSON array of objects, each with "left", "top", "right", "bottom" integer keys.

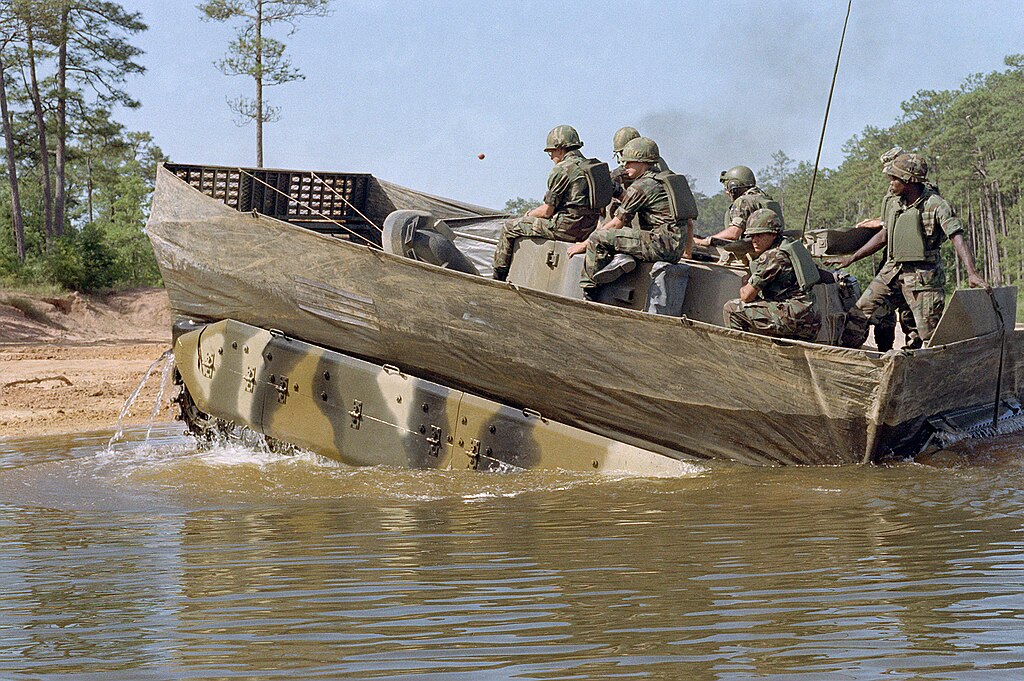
[
  {"left": 620, "top": 137, "right": 660, "bottom": 163},
  {"left": 879, "top": 145, "right": 905, "bottom": 166},
  {"left": 612, "top": 126, "right": 641, "bottom": 154},
  {"left": 884, "top": 153, "right": 928, "bottom": 183},
  {"left": 720, "top": 165, "right": 756, "bottom": 193},
  {"left": 544, "top": 125, "right": 583, "bottom": 152},
  {"left": 744, "top": 208, "right": 783, "bottom": 236}
]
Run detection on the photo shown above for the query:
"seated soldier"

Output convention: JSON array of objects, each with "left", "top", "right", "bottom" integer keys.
[
  {"left": 694, "top": 165, "right": 782, "bottom": 247},
  {"left": 608, "top": 126, "right": 672, "bottom": 219},
  {"left": 567, "top": 137, "right": 692, "bottom": 297},
  {"left": 723, "top": 208, "right": 820, "bottom": 341},
  {"left": 492, "top": 125, "right": 600, "bottom": 281}
]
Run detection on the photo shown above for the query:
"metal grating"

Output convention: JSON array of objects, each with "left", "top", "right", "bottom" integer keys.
[{"left": 165, "top": 163, "right": 378, "bottom": 244}]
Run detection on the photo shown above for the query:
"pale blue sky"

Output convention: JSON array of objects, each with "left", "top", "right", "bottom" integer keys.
[{"left": 118, "top": 1, "right": 1024, "bottom": 208}]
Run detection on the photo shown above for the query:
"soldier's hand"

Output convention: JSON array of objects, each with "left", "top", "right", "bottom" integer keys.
[
  {"left": 855, "top": 218, "right": 883, "bottom": 230},
  {"left": 566, "top": 240, "right": 588, "bottom": 257},
  {"left": 968, "top": 272, "right": 991, "bottom": 291},
  {"left": 826, "top": 255, "right": 854, "bottom": 269}
]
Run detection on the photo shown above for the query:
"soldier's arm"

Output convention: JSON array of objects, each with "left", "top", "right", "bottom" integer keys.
[
  {"left": 950, "top": 233, "right": 989, "bottom": 290},
  {"left": 535, "top": 165, "right": 570, "bottom": 218},
  {"left": 682, "top": 219, "right": 694, "bottom": 259},
  {"left": 739, "top": 283, "right": 758, "bottom": 303}
]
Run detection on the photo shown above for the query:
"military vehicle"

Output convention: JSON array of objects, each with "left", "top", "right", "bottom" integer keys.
[{"left": 148, "top": 163, "right": 1023, "bottom": 469}]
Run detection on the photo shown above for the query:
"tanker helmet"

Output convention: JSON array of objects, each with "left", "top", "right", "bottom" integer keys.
[
  {"left": 544, "top": 125, "right": 583, "bottom": 152},
  {"left": 884, "top": 153, "right": 928, "bottom": 183},
  {"left": 620, "top": 137, "right": 660, "bottom": 164},
  {"left": 719, "top": 165, "right": 756, "bottom": 192},
  {"left": 879, "top": 145, "right": 905, "bottom": 166},
  {"left": 744, "top": 208, "right": 784, "bottom": 236},
  {"left": 612, "top": 126, "right": 641, "bottom": 154}
]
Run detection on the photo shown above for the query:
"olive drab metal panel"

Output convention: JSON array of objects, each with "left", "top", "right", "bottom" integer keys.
[
  {"left": 678, "top": 263, "right": 746, "bottom": 325},
  {"left": 928, "top": 287, "right": 1018, "bottom": 347},
  {"left": 655, "top": 171, "right": 699, "bottom": 221},
  {"left": 891, "top": 208, "right": 927, "bottom": 262},
  {"left": 580, "top": 158, "right": 614, "bottom": 212}
]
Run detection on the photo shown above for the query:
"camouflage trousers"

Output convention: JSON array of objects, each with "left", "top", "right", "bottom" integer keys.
[
  {"left": 492, "top": 215, "right": 594, "bottom": 276},
  {"left": 580, "top": 227, "right": 683, "bottom": 290},
  {"left": 723, "top": 296, "right": 820, "bottom": 341},
  {"left": 842, "top": 263, "right": 944, "bottom": 349}
]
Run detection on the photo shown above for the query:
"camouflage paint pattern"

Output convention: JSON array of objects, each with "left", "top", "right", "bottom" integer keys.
[
  {"left": 174, "top": 319, "right": 693, "bottom": 475},
  {"left": 723, "top": 245, "right": 820, "bottom": 341}
]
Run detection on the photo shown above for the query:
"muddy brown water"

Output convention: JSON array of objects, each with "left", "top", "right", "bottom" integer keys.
[{"left": 2, "top": 425, "right": 1024, "bottom": 680}]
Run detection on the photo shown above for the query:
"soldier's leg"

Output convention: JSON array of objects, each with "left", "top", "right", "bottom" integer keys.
[
  {"left": 723, "top": 299, "right": 743, "bottom": 327},
  {"left": 842, "top": 274, "right": 900, "bottom": 348},
  {"left": 726, "top": 301, "right": 788, "bottom": 336},
  {"left": 580, "top": 229, "right": 622, "bottom": 291},
  {"left": 873, "top": 312, "right": 896, "bottom": 352},
  {"left": 492, "top": 216, "right": 559, "bottom": 280},
  {"left": 899, "top": 271, "right": 945, "bottom": 347}
]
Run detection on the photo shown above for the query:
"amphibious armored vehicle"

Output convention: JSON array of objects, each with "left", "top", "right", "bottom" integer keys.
[{"left": 148, "top": 163, "right": 1023, "bottom": 470}]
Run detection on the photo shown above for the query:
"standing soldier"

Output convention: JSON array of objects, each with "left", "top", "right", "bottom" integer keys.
[
  {"left": 694, "top": 165, "right": 782, "bottom": 246},
  {"left": 492, "top": 125, "right": 600, "bottom": 281},
  {"left": 723, "top": 209, "right": 821, "bottom": 341},
  {"left": 830, "top": 153, "right": 988, "bottom": 348},
  {"left": 567, "top": 137, "right": 692, "bottom": 296}
]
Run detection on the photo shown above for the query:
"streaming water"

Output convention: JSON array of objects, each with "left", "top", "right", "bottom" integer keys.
[{"left": 2, "top": 424, "right": 1024, "bottom": 680}]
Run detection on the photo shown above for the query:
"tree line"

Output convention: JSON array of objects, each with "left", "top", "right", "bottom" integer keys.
[{"left": 0, "top": 0, "right": 330, "bottom": 292}]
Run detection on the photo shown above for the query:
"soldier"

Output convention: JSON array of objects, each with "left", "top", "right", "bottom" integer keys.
[
  {"left": 693, "top": 165, "right": 782, "bottom": 246},
  {"left": 830, "top": 153, "right": 988, "bottom": 349},
  {"left": 723, "top": 209, "right": 820, "bottom": 340},
  {"left": 492, "top": 125, "right": 600, "bottom": 281},
  {"left": 608, "top": 127, "right": 671, "bottom": 217},
  {"left": 567, "top": 137, "right": 692, "bottom": 295},
  {"left": 863, "top": 146, "right": 913, "bottom": 351}
]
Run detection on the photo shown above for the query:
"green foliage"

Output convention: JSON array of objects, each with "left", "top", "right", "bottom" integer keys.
[{"left": 503, "top": 196, "right": 540, "bottom": 215}]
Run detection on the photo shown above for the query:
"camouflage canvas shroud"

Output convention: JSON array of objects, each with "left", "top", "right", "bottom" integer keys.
[{"left": 147, "top": 165, "right": 1024, "bottom": 467}]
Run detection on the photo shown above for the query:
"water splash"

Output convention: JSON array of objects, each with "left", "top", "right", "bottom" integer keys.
[
  {"left": 107, "top": 348, "right": 174, "bottom": 451},
  {"left": 145, "top": 354, "right": 177, "bottom": 441}
]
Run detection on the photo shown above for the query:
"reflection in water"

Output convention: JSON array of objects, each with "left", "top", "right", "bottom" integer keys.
[{"left": 1, "top": 426, "right": 1024, "bottom": 679}]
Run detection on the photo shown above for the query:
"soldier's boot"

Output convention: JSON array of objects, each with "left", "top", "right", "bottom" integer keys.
[
  {"left": 492, "top": 267, "right": 509, "bottom": 282},
  {"left": 592, "top": 253, "right": 636, "bottom": 285}
]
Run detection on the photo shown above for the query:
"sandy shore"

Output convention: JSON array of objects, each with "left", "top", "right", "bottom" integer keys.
[{"left": 0, "top": 288, "right": 174, "bottom": 438}]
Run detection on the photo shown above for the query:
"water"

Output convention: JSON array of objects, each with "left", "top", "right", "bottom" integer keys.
[{"left": 2, "top": 426, "right": 1024, "bottom": 680}]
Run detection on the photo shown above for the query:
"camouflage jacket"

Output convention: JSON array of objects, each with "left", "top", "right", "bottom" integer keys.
[
  {"left": 883, "top": 187, "right": 964, "bottom": 268},
  {"left": 749, "top": 246, "right": 810, "bottom": 303},
  {"left": 543, "top": 150, "right": 598, "bottom": 229},
  {"left": 725, "top": 186, "right": 783, "bottom": 233},
  {"left": 614, "top": 169, "right": 677, "bottom": 235}
]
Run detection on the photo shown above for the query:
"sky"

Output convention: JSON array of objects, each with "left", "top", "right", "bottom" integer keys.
[{"left": 116, "top": 1, "right": 1024, "bottom": 209}]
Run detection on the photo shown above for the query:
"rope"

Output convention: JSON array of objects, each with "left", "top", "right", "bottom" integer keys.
[
  {"left": 801, "top": 0, "right": 852, "bottom": 236},
  {"left": 237, "top": 168, "right": 381, "bottom": 250},
  {"left": 988, "top": 290, "right": 1007, "bottom": 430},
  {"left": 309, "top": 170, "right": 383, "bottom": 233}
]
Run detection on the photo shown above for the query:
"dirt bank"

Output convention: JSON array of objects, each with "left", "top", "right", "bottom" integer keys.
[{"left": 0, "top": 288, "right": 175, "bottom": 438}]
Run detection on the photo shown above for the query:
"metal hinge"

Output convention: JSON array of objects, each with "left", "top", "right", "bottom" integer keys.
[
  {"left": 199, "top": 352, "right": 216, "bottom": 378},
  {"left": 274, "top": 374, "right": 289, "bottom": 404},
  {"left": 349, "top": 400, "right": 363, "bottom": 428},
  {"left": 243, "top": 366, "right": 256, "bottom": 393},
  {"left": 426, "top": 425, "right": 442, "bottom": 457},
  {"left": 465, "top": 438, "right": 481, "bottom": 469},
  {"left": 546, "top": 250, "right": 559, "bottom": 268}
]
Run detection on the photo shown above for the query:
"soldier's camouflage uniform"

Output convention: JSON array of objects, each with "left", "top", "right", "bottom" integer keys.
[
  {"left": 581, "top": 169, "right": 684, "bottom": 291},
  {"left": 723, "top": 243, "right": 820, "bottom": 340},
  {"left": 493, "top": 149, "right": 599, "bottom": 275},
  {"left": 843, "top": 186, "right": 961, "bottom": 349},
  {"left": 607, "top": 157, "right": 671, "bottom": 219},
  {"left": 725, "top": 186, "right": 784, "bottom": 235}
]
